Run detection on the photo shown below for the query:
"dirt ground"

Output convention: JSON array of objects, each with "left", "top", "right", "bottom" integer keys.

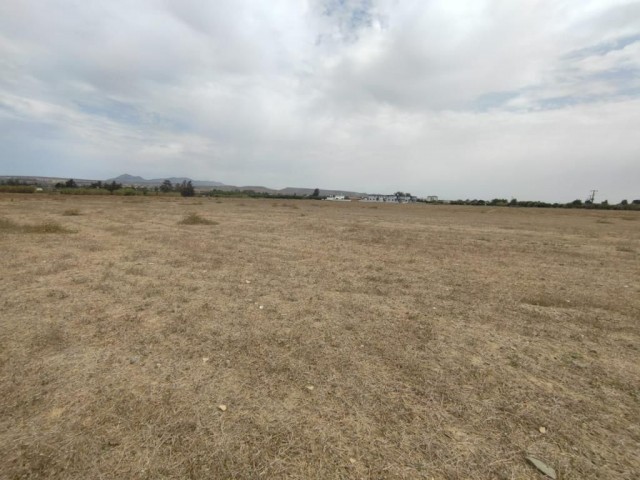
[{"left": 1, "top": 194, "right": 638, "bottom": 479}]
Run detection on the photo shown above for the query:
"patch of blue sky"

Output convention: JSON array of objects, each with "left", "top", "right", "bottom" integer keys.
[
  {"left": 76, "top": 100, "right": 139, "bottom": 124},
  {"left": 535, "top": 89, "right": 640, "bottom": 110},
  {"left": 321, "top": 0, "right": 374, "bottom": 35},
  {"left": 1, "top": 115, "right": 61, "bottom": 140},
  {"left": 0, "top": 100, "right": 12, "bottom": 114},
  {"left": 348, "top": 1, "right": 373, "bottom": 31},
  {"left": 471, "top": 90, "right": 523, "bottom": 111},
  {"left": 471, "top": 84, "right": 639, "bottom": 113},
  {"left": 589, "top": 67, "right": 640, "bottom": 84},
  {"left": 536, "top": 95, "right": 583, "bottom": 109},
  {"left": 563, "top": 33, "right": 640, "bottom": 60},
  {"left": 75, "top": 100, "right": 191, "bottom": 133}
]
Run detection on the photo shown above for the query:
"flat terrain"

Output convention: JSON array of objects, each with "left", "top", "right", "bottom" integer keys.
[{"left": 1, "top": 195, "right": 639, "bottom": 479}]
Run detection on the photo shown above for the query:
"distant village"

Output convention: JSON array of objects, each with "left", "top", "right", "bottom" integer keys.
[{"left": 326, "top": 193, "right": 427, "bottom": 203}]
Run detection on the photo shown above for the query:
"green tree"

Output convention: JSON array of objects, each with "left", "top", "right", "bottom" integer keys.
[
  {"left": 312, "top": 188, "right": 320, "bottom": 197},
  {"left": 179, "top": 180, "right": 195, "bottom": 197},
  {"left": 105, "top": 181, "right": 122, "bottom": 193},
  {"left": 160, "top": 179, "right": 173, "bottom": 193},
  {"left": 65, "top": 178, "right": 78, "bottom": 188}
]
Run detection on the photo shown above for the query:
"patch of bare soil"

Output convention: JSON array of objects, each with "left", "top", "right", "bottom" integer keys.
[{"left": 1, "top": 195, "right": 638, "bottom": 479}]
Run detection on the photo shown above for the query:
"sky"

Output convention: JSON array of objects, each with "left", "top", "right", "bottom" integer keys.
[{"left": 1, "top": 0, "right": 639, "bottom": 202}]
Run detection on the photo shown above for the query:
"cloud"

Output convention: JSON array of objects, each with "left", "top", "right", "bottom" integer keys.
[{"left": 0, "top": 0, "right": 638, "bottom": 201}]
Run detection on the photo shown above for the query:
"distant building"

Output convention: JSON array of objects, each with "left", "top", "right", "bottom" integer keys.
[
  {"left": 325, "top": 195, "right": 349, "bottom": 201},
  {"left": 361, "top": 194, "right": 417, "bottom": 203},
  {"left": 363, "top": 195, "right": 396, "bottom": 203}
]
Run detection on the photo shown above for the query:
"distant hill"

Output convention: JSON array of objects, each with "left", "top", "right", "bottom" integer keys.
[
  {"left": 107, "top": 174, "right": 225, "bottom": 187},
  {"left": 0, "top": 175, "right": 97, "bottom": 186},
  {"left": 107, "top": 175, "right": 365, "bottom": 196},
  {"left": 0, "top": 174, "right": 367, "bottom": 197},
  {"left": 210, "top": 185, "right": 366, "bottom": 197}
]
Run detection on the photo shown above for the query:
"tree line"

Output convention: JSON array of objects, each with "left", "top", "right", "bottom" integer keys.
[
  {"left": 433, "top": 198, "right": 640, "bottom": 210},
  {"left": 49, "top": 178, "right": 196, "bottom": 197}
]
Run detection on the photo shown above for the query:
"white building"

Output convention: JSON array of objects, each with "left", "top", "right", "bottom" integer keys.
[
  {"left": 362, "top": 194, "right": 417, "bottom": 203},
  {"left": 325, "top": 195, "right": 350, "bottom": 201}
]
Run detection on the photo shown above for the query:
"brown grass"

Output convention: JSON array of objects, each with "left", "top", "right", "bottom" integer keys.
[{"left": 0, "top": 195, "right": 638, "bottom": 479}]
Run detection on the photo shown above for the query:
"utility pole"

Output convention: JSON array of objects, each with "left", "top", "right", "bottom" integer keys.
[{"left": 587, "top": 190, "right": 597, "bottom": 203}]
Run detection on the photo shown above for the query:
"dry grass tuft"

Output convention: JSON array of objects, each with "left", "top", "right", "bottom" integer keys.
[
  {"left": 178, "top": 212, "right": 218, "bottom": 225},
  {"left": 24, "top": 221, "right": 74, "bottom": 234},
  {"left": 0, "top": 217, "right": 22, "bottom": 232},
  {"left": 62, "top": 208, "right": 81, "bottom": 216},
  {"left": 0, "top": 218, "right": 73, "bottom": 234}
]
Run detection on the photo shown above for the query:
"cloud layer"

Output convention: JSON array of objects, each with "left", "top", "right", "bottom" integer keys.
[{"left": 1, "top": 0, "right": 639, "bottom": 201}]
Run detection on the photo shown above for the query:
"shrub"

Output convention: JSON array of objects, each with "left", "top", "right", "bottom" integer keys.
[
  {"left": 0, "top": 185, "right": 36, "bottom": 193},
  {"left": 0, "top": 218, "right": 22, "bottom": 232},
  {"left": 59, "top": 188, "right": 109, "bottom": 195},
  {"left": 178, "top": 213, "right": 218, "bottom": 225},
  {"left": 23, "top": 221, "right": 74, "bottom": 233},
  {"left": 0, "top": 218, "right": 74, "bottom": 234}
]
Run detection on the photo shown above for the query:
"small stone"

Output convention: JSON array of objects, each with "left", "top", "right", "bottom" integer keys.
[
  {"left": 129, "top": 356, "right": 140, "bottom": 364},
  {"left": 349, "top": 458, "right": 356, "bottom": 464},
  {"left": 539, "top": 426, "right": 546, "bottom": 434},
  {"left": 202, "top": 357, "right": 210, "bottom": 363},
  {"left": 306, "top": 385, "right": 314, "bottom": 391},
  {"left": 218, "top": 404, "right": 227, "bottom": 412},
  {"left": 246, "top": 280, "right": 251, "bottom": 284},
  {"left": 259, "top": 305, "right": 264, "bottom": 310}
]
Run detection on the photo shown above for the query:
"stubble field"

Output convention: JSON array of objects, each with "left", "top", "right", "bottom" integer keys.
[{"left": 1, "top": 194, "right": 639, "bottom": 479}]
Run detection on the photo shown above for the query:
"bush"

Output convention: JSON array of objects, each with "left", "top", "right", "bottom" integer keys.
[
  {"left": 178, "top": 213, "right": 218, "bottom": 225},
  {"left": 0, "top": 218, "right": 73, "bottom": 233},
  {"left": 0, "top": 185, "right": 36, "bottom": 193},
  {"left": 23, "top": 222, "right": 73, "bottom": 233},
  {"left": 58, "top": 188, "right": 110, "bottom": 195}
]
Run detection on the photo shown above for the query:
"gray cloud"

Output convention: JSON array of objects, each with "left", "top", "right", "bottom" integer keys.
[{"left": 1, "top": 0, "right": 639, "bottom": 201}]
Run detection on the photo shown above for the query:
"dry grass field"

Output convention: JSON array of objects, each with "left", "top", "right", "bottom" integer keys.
[{"left": 1, "top": 194, "right": 639, "bottom": 479}]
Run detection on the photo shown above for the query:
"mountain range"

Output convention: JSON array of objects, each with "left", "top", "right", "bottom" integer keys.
[
  {"left": 106, "top": 174, "right": 225, "bottom": 187},
  {"left": 1, "top": 174, "right": 366, "bottom": 197},
  {"left": 105, "top": 174, "right": 365, "bottom": 197}
]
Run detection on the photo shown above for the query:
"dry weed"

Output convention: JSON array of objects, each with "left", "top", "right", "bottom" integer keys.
[
  {"left": 0, "top": 217, "right": 74, "bottom": 234},
  {"left": 62, "top": 208, "right": 81, "bottom": 216},
  {"left": 178, "top": 212, "right": 219, "bottom": 225}
]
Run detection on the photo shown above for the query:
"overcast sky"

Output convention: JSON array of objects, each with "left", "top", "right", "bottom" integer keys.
[{"left": 1, "top": 1, "right": 639, "bottom": 201}]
